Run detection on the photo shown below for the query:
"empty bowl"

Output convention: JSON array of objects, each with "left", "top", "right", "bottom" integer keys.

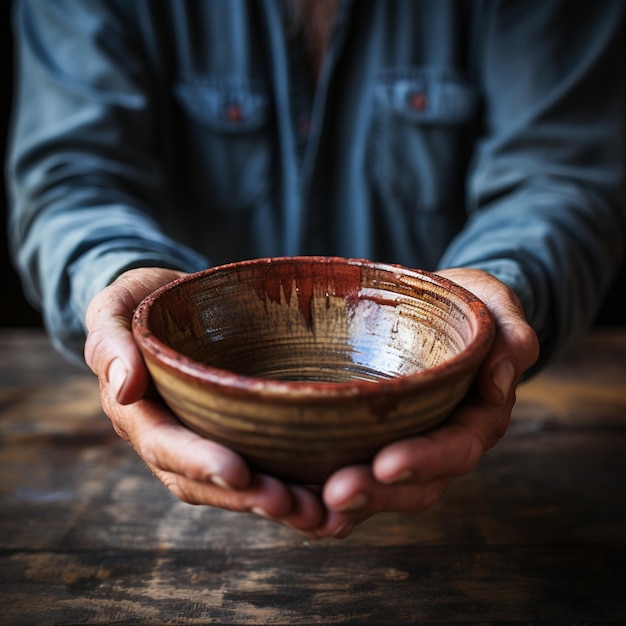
[{"left": 131, "top": 256, "right": 495, "bottom": 484}]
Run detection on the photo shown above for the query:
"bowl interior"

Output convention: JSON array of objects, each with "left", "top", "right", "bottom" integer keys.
[{"left": 142, "top": 258, "right": 485, "bottom": 384}]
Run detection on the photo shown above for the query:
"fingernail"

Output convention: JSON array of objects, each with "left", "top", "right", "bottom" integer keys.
[
  {"left": 335, "top": 493, "right": 368, "bottom": 512},
  {"left": 492, "top": 359, "right": 515, "bottom": 403},
  {"left": 251, "top": 507, "right": 274, "bottom": 520},
  {"left": 332, "top": 520, "right": 354, "bottom": 539},
  {"left": 303, "top": 531, "right": 321, "bottom": 541},
  {"left": 382, "top": 469, "right": 413, "bottom": 485},
  {"left": 210, "top": 474, "right": 233, "bottom": 490},
  {"left": 108, "top": 359, "right": 128, "bottom": 401}
]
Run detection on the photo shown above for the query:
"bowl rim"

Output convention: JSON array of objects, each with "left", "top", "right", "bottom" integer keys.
[{"left": 131, "top": 256, "right": 495, "bottom": 401}]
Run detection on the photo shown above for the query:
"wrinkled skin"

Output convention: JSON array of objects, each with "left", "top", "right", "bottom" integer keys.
[{"left": 84, "top": 266, "right": 540, "bottom": 539}]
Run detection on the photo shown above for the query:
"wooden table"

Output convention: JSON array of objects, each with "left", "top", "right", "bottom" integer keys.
[{"left": 1, "top": 328, "right": 625, "bottom": 624}]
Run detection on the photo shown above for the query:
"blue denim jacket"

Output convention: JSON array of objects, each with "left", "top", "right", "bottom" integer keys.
[{"left": 7, "top": 0, "right": 625, "bottom": 367}]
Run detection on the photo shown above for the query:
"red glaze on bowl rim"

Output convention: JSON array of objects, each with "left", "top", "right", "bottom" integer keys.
[{"left": 131, "top": 256, "right": 496, "bottom": 401}]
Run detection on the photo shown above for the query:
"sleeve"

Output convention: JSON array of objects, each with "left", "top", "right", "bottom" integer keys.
[
  {"left": 439, "top": 0, "right": 626, "bottom": 372},
  {"left": 6, "top": 0, "right": 208, "bottom": 366}
]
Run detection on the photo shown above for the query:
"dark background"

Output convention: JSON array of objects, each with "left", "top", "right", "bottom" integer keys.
[
  {"left": 1, "top": 3, "right": 624, "bottom": 330},
  {"left": 2, "top": 2, "right": 42, "bottom": 327}
]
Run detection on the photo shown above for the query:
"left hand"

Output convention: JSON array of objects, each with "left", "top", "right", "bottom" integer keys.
[
  {"left": 84, "top": 267, "right": 326, "bottom": 534},
  {"left": 311, "top": 268, "right": 540, "bottom": 539}
]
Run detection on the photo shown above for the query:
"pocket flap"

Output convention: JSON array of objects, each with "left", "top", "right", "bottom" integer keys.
[
  {"left": 375, "top": 70, "right": 478, "bottom": 124},
  {"left": 175, "top": 78, "right": 270, "bottom": 133}
]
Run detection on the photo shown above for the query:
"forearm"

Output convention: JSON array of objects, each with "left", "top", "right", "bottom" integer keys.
[
  {"left": 441, "top": 0, "right": 625, "bottom": 372},
  {"left": 9, "top": 197, "right": 207, "bottom": 366},
  {"left": 6, "top": 0, "right": 207, "bottom": 364},
  {"left": 440, "top": 179, "right": 625, "bottom": 372}
]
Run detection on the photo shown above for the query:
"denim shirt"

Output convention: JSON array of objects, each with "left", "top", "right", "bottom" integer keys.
[{"left": 7, "top": 0, "right": 625, "bottom": 367}]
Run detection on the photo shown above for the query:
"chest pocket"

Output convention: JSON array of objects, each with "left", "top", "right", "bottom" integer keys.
[
  {"left": 174, "top": 78, "right": 274, "bottom": 214},
  {"left": 369, "top": 69, "right": 479, "bottom": 215}
]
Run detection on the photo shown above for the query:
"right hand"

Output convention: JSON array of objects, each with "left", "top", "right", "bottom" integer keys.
[{"left": 84, "top": 267, "right": 326, "bottom": 533}]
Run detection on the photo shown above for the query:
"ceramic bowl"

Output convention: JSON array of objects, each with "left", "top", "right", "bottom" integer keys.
[{"left": 132, "top": 256, "right": 495, "bottom": 484}]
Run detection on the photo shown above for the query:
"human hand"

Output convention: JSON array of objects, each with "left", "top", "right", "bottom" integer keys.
[
  {"left": 84, "top": 267, "right": 325, "bottom": 533},
  {"left": 311, "top": 268, "right": 540, "bottom": 539}
]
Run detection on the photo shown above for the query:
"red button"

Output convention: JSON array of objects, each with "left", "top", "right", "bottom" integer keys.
[
  {"left": 297, "top": 116, "right": 311, "bottom": 135},
  {"left": 408, "top": 92, "right": 427, "bottom": 111},
  {"left": 224, "top": 103, "right": 243, "bottom": 122}
]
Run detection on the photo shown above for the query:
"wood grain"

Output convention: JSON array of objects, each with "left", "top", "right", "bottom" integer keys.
[{"left": 1, "top": 329, "right": 625, "bottom": 624}]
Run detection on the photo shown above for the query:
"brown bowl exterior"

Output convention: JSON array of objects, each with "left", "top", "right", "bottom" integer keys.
[{"left": 132, "top": 256, "right": 495, "bottom": 484}]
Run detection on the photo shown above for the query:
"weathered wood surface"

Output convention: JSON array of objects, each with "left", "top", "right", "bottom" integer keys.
[{"left": 1, "top": 328, "right": 625, "bottom": 624}]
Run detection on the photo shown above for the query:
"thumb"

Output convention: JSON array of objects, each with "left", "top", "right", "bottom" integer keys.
[
  {"left": 475, "top": 296, "right": 540, "bottom": 406},
  {"left": 435, "top": 268, "right": 540, "bottom": 406},
  {"left": 84, "top": 268, "right": 185, "bottom": 404}
]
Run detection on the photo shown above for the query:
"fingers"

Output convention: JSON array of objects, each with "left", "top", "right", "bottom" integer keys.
[
  {"left": 83, "top": 266, "right": 539, "bottom": 540},
  {"left": 307, "top": 507, "right": 372, "bottom": 540},
  {"left": 86, "top": 330, "right": 149, "bottom": 405},
  {"left": 250, "top": 483, "right": 329, "bottom": 535},
  {"left": 313, "top": 269, "right": 540, "bottom": 538},
  {"left": 112, "top": 395, "right": 326, "bottom": 532},
  {"left": 128, "top": 398, "right": 252, "bottom": 489},
  {"left": 373, "top": 396, "right": 514, "bottom": 486},
  {"left": 436, "top": 268, "right": 540, "bottom": 405},
  {"left": 316, "top": 464, "right": 448, "bottom": 540},
  {"left": 83, "top": 267, "right": 328, "bottom": 534},
  {"left": 324, "top": 465, "right": 452, "bottom": 515},
  {"left": 84, "top": 267, "right": 185, "bottom": 404},
  {"left": 320, "top": 397, "right": 513, "bottom": 534},
  {"left": 156, "top": 471, "right": 325, "bottom": 533},
  {"left": 476, "top": 303, "right": 539, "bottom": 406}
]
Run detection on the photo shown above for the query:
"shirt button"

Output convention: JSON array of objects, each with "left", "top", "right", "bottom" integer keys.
[
  {"left": 224, "top": 103, "right": 243, "bottom": 122},
  {"left": 408, "top": 92, "right": 427, "bottom": 111},
  {"left": 297, "top": 116, "right": 311, "bottom": 136}
]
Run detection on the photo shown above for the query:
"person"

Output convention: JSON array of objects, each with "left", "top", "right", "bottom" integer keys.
[{"left": 6, "top": 0, "right": 624, "bottom": 539}]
